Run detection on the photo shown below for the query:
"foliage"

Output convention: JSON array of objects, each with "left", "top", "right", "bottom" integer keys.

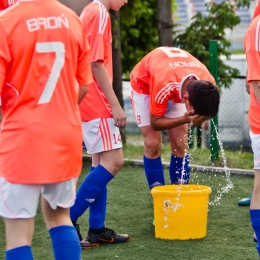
[
  {"left": 173, "top": 0, "right": 250, "bottom": 89},
  {"left": 119, "top": 0, "right": 176, "bottom": 76},
  {"left": 119, "top": 0, "right": 158, "bottom": 76}
]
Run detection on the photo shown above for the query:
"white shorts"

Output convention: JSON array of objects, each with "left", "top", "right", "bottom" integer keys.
[
  {"left": 0, "top": 177, "right": 78, "bottom": 219},
  {"left": 250, "top": 131, "right": 260, "bottom": 170},
  {"left": 82, "top": 118, "right": 122, "bottom": 154},
  {"left": 130, "top": 90, "right": 187, "bottom": 127}
]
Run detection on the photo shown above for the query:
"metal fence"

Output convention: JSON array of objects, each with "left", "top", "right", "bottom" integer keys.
[{"left": 122, "top": 77, "right": 252, "bottom": 151}]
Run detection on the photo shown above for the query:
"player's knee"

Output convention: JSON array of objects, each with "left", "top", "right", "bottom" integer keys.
[
  {"left": 114, "top": 156, "right": 124, "bottom": 172},
  {"left": 144, "top": 140, "right": 161, "bottom": 157}
]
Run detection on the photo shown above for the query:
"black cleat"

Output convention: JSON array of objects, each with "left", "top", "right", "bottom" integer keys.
[
  {"left": 72, "top": 221, "right": 92, "bottom": 250},
  {"left": 87, "top": 228, "right": 130, "bottom": 246}
]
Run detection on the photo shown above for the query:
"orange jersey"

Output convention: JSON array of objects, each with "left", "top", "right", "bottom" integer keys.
[
  {"left": 253, "top": 0, "right": 260, "bottom": 20},
  {"left": 130, "top": 47, "right": 215, "bottom": 116},
  {"left": 0, "top": 0, "right": 17, "bottom": 10},
  {"left": 0, "top": 0, "right": 93, "bottom": 184},
  {"left": 244, "top": 16, "right": 260, "bottom": 133},
  {"left": 79, "top": 1, "right": 113, "bottom": 122}
]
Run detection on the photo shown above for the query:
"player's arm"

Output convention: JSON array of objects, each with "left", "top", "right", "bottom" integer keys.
[
  {"left": 250, "top": 80, "right": 260, "bottom": 104},
  {"left": 78, "top": 86, "right": 88, "bottom": 104},
  {"left": 91, "top": 61, "right": 126, "bottom": 127},
  {"left": 245, "top": 69, "right": 250, "bottom": 94},
  {"left": 150, "top": 112, "right": 210, "bottom": 131}
]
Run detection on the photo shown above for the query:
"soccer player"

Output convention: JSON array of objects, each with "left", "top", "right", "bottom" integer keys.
[
  {"left": 69, "top": 0, "right": 130, "bottom": 249},
  {"left": 244, "top": 12, "right": 260, "bottom": 256},
  {"left": 130, "top": 47, "right": 220, "bottom": 190},
  {"left": 0, "top": 0, "right": 93, "bottom": 259}
]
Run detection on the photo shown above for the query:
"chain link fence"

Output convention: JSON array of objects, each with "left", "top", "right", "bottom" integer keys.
[{"left": 122, "top": 76, "right": 251, "bottom": 151}]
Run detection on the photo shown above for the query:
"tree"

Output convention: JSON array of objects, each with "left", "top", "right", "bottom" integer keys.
[
  {"left": 120, "top": 0, "right": 158, "bottom": 75},
  {"left": 158, "top": 0, "right": 175, "bottom": 46},
  {"left": 173, "top": 0, "right": 251, "bottom": 89}
]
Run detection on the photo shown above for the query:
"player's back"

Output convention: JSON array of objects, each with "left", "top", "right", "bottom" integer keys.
[
  {"left": 0, "top": 0, "right": 84, "bottom": 128},
  {"left": 131, "top": 47, "right": 214, "bottom": 95},
  {"left": 0, "top": 0, "right": 89, "bottom": 183}
]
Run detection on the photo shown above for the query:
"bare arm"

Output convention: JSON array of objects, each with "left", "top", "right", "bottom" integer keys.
[
  {"left": 78, "top": 86, "right": 88, "bottom": 104},
  {"left": 150, "top": 110, "right": 211, "bottom": 131},
  {"left": 246, "top": 69, "right": 250, "bottom": 94},
  {"left": 91, "top": 61, "right": 126, "bottom": 127}
]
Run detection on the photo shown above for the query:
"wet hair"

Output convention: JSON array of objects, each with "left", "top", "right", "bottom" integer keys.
[{"left": 186, "top": 80, "right": 220, "bottom": 118}]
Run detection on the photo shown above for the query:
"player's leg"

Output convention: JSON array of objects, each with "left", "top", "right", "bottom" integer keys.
[
  {"left": 131, "top": 91, "right": 164, "bottom": 189},
  {"left": 0, "top": 178, "right": 41, "bottom": 259},
  {"left": 70, "top": 118, "right": 129, "bottom": 245},
  {"left": 42, "top": 179, "right": 82, "bottom": 259},
  {"left": 87, "top": 147, "right": 130, "bottom": 246},
  {"left": 166, "top": 103, "right": 190, "bottom": 184},
  {"left": 3, "top": 218, "right": 35, "bottom": 260},
  {"left": 249, "top": 131, "right": 260, "bottom": 256},
  {"left": 140, "top": 125, "right": 165, "bottom": 189},
  {"left": 168, "top": 124, "right": 189, "bottom": 184}
]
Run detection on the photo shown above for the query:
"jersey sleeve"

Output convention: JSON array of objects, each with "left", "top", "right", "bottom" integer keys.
[
  {"left": 0, "top": 24, "right": 11, "bottom": 93},
  {"left": 150, "top": 76, "right": 174, "bottom": 116},
  {"left": 76, "top": 28, "right": 93, "bottom": 87},
  {"left": 87, "top": 33, "right": 105, "bottom": 63}
]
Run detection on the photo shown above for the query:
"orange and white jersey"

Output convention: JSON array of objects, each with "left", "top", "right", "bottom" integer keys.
[
  {"left": 244, "top": 16, "right": 260, "bottom": 133},
  {"left": 0, "top": 0, "right": 93, "bottom": 184},
  {"left": 79, "top": 0, "right": 113, "bottom": 122},
  {"left": 0, "top": 0, "right": 17, "bottom": 10},
  {"left": 130, "top": 47, "right": 215, "bottom": 116},
  {"left": 253, "top": 0, "right": 260, "bottom": 20}
]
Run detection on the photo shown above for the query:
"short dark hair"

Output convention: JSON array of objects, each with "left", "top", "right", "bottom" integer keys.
[{"left": 186, "top": 80, "right": 220, "bottom": 118}]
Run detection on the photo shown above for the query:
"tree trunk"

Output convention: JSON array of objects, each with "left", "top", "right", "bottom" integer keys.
[
  {"left": 58, "top": 0, "right": 90, "bottom": 15},
  {"left": 157, "top": 0, "right": 173, "bottom": 144},
  {"left": 110, "top": 10, "right": 126, "bottom": 143},
  {"left": 157, "top": 0, "right": 173, "bottom": 46}
]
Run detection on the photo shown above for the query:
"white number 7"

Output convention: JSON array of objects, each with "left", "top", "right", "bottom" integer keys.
[{"left": 36, "top": 42, "right": 65, "bottom": 104}]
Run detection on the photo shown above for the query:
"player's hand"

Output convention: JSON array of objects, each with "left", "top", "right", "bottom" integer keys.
[
  {"left": 190, "top": 114, "right": 212, "bottom": 127},
  {"left": 111, "top": 104, "right": 127, "bottom": 127}
]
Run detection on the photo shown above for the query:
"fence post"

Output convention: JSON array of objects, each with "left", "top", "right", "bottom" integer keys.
[{"left": 209, "top": 40, "right": 219, "bottom": 161}]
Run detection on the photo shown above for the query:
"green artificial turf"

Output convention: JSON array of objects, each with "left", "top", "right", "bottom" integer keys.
[{"left": 0, "top": 161, "right": 257, "bottom": 260}]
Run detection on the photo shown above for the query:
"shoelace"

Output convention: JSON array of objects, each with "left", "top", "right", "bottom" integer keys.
[{"left": 105, "top": 228, "right": 117, "bottom": 236}]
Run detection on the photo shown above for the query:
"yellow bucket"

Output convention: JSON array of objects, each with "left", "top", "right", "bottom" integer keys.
[{"left": 151, "top": 184, "right": 212, "bottom": 240}]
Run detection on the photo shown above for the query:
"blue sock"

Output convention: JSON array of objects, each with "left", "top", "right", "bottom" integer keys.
[
  {"left": 6, "top": 245, "right": 33, "bottom": 260},
  {"left": 70, "top": 164, "right": 113, "bottom": 221},
  {"left": 88, "top": 165, "right": 107, "bottom": 229},
  {"left": 169, "top": 155, "right": 190, "bottom": 184},
  {"left": 143, "top": 155, "right": 165, "bottom": 190},
  {"left": 250, "top": 209, "right": 260, "bottom": 255},
  {"left": 49, "top": 225, "right": 81, "bottom": 260},
  {"left": 89, "top": 186, "right": 107, "bottom": 229}
]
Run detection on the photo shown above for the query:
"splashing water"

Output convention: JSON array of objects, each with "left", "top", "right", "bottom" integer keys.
[{"left": 208, "top": 120, "right": 234, "bottom": 206}]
